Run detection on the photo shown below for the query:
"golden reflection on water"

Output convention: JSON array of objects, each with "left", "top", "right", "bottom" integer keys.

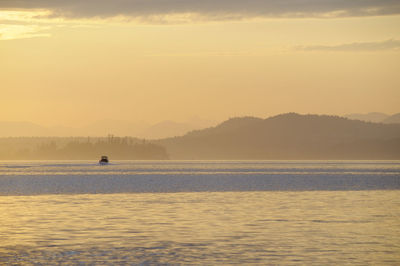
[{"left": 1, "top": 191, "right": 400, "bottom": 264}]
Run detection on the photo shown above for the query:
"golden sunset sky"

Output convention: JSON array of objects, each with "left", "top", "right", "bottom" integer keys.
[{"left": 1, "top": 0, "right": 399, "bottom": 126}]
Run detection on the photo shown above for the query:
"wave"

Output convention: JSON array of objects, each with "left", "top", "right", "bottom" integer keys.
[{"left": 0, "top": 160, "right": 399, "bottom": 195}]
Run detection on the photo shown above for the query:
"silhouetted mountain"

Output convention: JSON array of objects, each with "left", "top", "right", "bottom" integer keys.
[
  {"left": 159, "top": 113, "right": 400, "bottom": 159},
  {"left": 185, "top": 116, "right": 218, "bottom": 129},
  {"left": 383, "top": 113, "right": 400, "bottom": 124},
  {"left": 0, "top": 118, "right": 217, "bottom": 139},
  {"left": 142, "top": 121, "right": 197, "bottom": 139},
  {"left": 345, "top": 112, "right": 389, "bottom": 123},
  {"left": 0, "top": 120, "right": 146, "bottom": 137},
  {"left": 0, "top": 121, "right": 53, "bottom": 137},
  {"left": 79, "top": 119, "right": 149, "bottom": 137}
]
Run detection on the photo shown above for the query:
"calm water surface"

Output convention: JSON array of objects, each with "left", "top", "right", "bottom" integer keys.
[{"left": 0, "top": 161, "right": 399, "bottom": 264}]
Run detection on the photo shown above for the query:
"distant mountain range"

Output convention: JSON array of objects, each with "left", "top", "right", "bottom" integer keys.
[
  {"left": 2, "top": 113, "right": 399, "bottom": 139},
  {"left": 0, "top": 118, "right": 217, "bottom": 139},
  {"left": 383, "top": 113, "right": 400, "bottom": 124},
  {"left": 0, "top": 121, "right": 52, "bottom": 137},
  {"left": 159, "top": 113, "right": 400, "bottom": 159},
  {"left": 344, "top": 112, "right": 400, "bottom": 124},
  {"left": 1, "top": 113, "right": 400, "bottom": 159}
]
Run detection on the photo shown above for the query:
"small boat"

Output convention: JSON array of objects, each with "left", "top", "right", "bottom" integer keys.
[{"left": 99, "top": 156, "right": 109, "bottom": 165}]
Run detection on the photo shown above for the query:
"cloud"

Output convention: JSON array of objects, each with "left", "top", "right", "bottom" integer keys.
[
  {"left": 296, "top": 39, "right": 400, "bottom": 52},
  {"left": 0, "top": 24, "right": 50, "bottom": 40},
  {"left": 0, "top": 0, "right": 399, "bottom": 20}
]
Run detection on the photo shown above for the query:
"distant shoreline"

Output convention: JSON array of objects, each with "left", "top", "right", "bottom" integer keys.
[{"left": 1, "top": 113, "right": 400, "bottom": 160}]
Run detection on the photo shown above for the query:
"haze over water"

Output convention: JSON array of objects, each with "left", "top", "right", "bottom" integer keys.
[
  {"left": 2, "top": 0, "right": 400, "bottom": 264},
  {"left": 1, "top": 161, "right": 399, "bottom": 264}
]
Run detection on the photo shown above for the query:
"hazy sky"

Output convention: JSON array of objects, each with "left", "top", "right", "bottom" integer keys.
[{"left": 1, "top": 0, "right": 399, "bottom": 126}]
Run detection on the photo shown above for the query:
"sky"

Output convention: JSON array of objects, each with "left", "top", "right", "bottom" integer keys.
[{"left": 1, "top": 0, "right": 400, "bottom": 127}]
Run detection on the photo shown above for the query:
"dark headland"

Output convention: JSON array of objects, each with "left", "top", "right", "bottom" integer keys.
[{"left": 158, "top": 113, "right": 400, "bottom": 160}]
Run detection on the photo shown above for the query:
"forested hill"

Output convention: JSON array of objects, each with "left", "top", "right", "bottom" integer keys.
[
  {"left": 159, "top": 113, "right": 400, "bottom": 159},
  {"left": 0, "top": 137, "right": 168, "bottom": 160}
]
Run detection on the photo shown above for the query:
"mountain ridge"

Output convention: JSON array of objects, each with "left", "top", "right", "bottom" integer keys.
[
  {"left": 0, "top": 118, "right": 217, "bottom": 138},
  {"left": 345, "top": 112, "right": 400, "bottom": 124},
  {"left": 159, "top": 113, "right": 400, "bottom": 159}
]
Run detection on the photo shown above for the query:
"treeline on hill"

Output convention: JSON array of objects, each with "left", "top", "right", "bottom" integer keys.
[
  {"left": 0, "top": 136, "right": 168, "bottom": 160},
  {"left": 159, "top": 113, "right": 400, "bottom": 159}
]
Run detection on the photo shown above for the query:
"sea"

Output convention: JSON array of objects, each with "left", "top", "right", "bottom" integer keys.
[{"left": 0, "top": 160, "right": 399, "bottom": 265}]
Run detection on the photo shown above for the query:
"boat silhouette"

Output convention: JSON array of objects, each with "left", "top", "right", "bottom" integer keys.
[{"left": 99, "top": 156, "right": 109, "bottom": 165}]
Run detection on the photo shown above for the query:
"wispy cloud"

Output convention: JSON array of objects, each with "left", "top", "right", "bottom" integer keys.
[
  {"left": 296, "top": 39, "right": 400, "bottom": 52},
  {"left": 0, "top": 24, "right": 50, "bottom": 40},
  {"left": 0, "top": 0, "right": 399, "bottom": 21},
  {"left": 0, "top": 10, "right": 97, "bottom": 40}
]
